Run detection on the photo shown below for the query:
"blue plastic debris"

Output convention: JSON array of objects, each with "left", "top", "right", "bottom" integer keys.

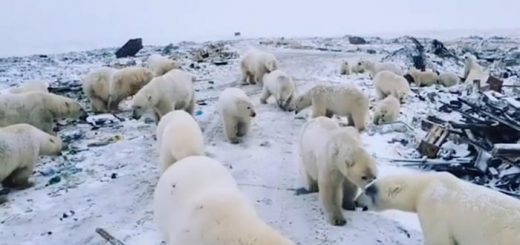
[{"left": 196, "top": 110, "right": 203, "bottom": 116}]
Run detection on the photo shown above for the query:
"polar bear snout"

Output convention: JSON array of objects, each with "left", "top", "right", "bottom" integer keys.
[{"left": 250, "top": 111, "right": 256, "bottom": 117}]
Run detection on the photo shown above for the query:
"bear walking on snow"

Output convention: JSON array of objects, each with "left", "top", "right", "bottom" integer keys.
[
  {"left": 299, "top": 117, "right": 378, "bottom": 225},
  {"left": 0, "top": 124, "right": 62, "bottom": 191},
  {"left": 294, "top": 84, "right": 369, "bottom": 131},
  {"left": 240, "top": 49, "right": 278, "bottom": 85},
  {"left": 374, "top": 70, "right": 410, "bottom": 103},
  {"left": 355, "top": 171, "right": 520, "bottom": 245},
  {"left": 0, "top": 92, "right": 88, "bottom": 134},
  {"left": 405, "top": 68, "right": 438, "bottom": 87},
  {"left": 8, "top": 80, "right": 49, "bottom": 94},
  {"left": 353, "top": 60, "right": 403, "bottom": 78},
  {"left": 156, "top": 110, "right": 204, "bottom": 173},
  {"left": 147, "top": 54, "right": 180, "bottom": 77},
  {"left": 373, "top": 95, "right": 400, "bottom": 125},
  {"left": 153, "top": 156, "right": 295, "bottom": 245},
  {"left": 260, "top": 70, "right": 296, "bottom": 111},
  {"left": 132, "top": 69, "right": 195, "bottom": 122},
  {"left": 217, "top": 88, "right": 256, "bottom": 144}
]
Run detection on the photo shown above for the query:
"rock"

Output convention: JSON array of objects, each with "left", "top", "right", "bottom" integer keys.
[
  {"left": 115, "top": 38, "right": 143, "bottom": 58},
  {"left": 431, "top": 39, "right": 454, "bottom": 58},
  {"left": 111, "top": 173, "right": 118, "bottom": 179},
  {"left": 348, "top": 36, "right": 367, "bottom": 45},
  {"left": 161, "top": 44, "right": 177, "bottom": 55},
  {"left": 366, "top": 49, "right": 377, "bottom": 54},
  {"left": 234, "top": 32, "right": 241, "bottom": 37},
  {"left": 503, "top": 51, "right": 520, "bottom": 66},
  {"left": 48, "top": 176, "right": 61, "bottom": 186}
]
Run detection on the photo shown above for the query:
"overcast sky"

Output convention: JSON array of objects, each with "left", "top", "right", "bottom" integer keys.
[{"left": 1, "top": 0, "right": 519, "bottom": 56}]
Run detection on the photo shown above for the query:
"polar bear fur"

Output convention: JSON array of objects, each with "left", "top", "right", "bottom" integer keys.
[
  {"left": 147, "top": 54, "right": 180, "bottom": 77},
  {"left": 299, "top": 117, "right": 378, "bottom": 225},
  {"left": 406, "top": 68, "right": 439, "bottom": 87},
  {"left": 108, "top": 66, "right": 154, "bottom": 110},
  {"left": 260, "top": 70, "right": 296, "bottom": 111},
  {"left": 156, "top": 110, "right": 204, "bottom": 173},
  {"left": 0, "top": 92, "right": 88, "bottom": 134},
  {"left": 240, "top": 49, "right": 279, "bottom": 85},
  {"left": 463, "top": 54, "right": 489, "bottom": 85},
  {"left": 0, "top": 124, "right": 62, "bottom": 190},
  {"left": 82, "top": 67, "right": 117, "bottom": 113},
  {"left": 374, "top": 70, "right": 411, "bottom": 103},
  {"left": 294, "top": 84, "right": 369, "bottom": 131},
  {"left": 354, "top": 60, "right": 403, "bottom": 78},
  {"left": 438, "top": 72, "right": 461, "bottom": 87},
  {"left": 9, "top": 80, "right": 49, "bottom": 94},
  {"left": 217, "top": 88, "right": 256, "bottom": 144},
  {"left": 340, "top": 61, "right": 351, "bottom": 75},
  {"left": 132, "top": 69, "right": 195, "bottom": 122},
  {"left": 373, "top": 95, "right": 400, "bottom": 125},
  {"left": 355, "top": 171, "right": 520, "bottom": 245},
  {"left": 153, "top": 156, "right": 295, "bottom": 245}
]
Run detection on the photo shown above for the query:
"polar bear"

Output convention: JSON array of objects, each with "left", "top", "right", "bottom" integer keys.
[
  {"left": 240, "top": 49, "right": 279, "bottom": 85},
  {"left": 373, "top": 95, "right": 400, "bottom": 125},
  {"left": 217, "top": 88, "right": 256, "bottom": 144},
  {"left": 438, "top": 72, "right": 461, "bottom": 87},
  {"left": 463, "top": 54, "right": 489, "bottom": 85},
  {"left": 299, "top": 117, "right": 378, "bottom": 226},
  {"left": 0, "top": 92, "right": 88, "bottom": 134},
  {"left": 353, "top": 60, "right": 403, "bottom": 78},
  {"left": 154, "top": 156, "right": 295, "bottom": 245},
  {"left": 132, "top": 69, "right": 195, "bottom": 122},
  {"left": 340, "top": 61, "right": 351, "bottom": 75},
  {"left": 107, "top": 66, "right": 154, "bottom": 111},
  {"left": 156, "top": 110, "right": 204, "bottom": 173},
  {"left": 0, "top": 124, "right": 62, "bottom": 191},
  {"left": 9, "top": 80, "right": 49, "bottom": 94},
  {"left": 294, "top": 84, "right": 369, "bottom": 131},
  {"left": 405, "top": 68, "right": 439, "bottom": 87},
  {"left": 147, "top": 54, "right": 180, "bottom": 77},
  {"left": 82, "top": 67, "right": 117, "bottom": 113},
  {"left": 355, "top": 171, "right": 520, "bottom": 245},
  {"left": 260, "top": 70, "right": 296, "bottom": 111},
  {"left": 374, "top": 70, "right": 410, "bottom": 103}
]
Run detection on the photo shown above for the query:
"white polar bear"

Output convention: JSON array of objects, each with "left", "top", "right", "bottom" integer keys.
[
  {"left": 355, "top": 171, "right": 520, "bottom": 245},
  {"left": 374, "top": 70, "right": 411, "bottom": 103},
  {"left": 340, "top": 61, "right": 351, "bottom": 75},
  {"left": 132, "top": 69, "right": 195, "bottom": 122},
  {"left": 82, "top": 67, "right": 117, "bottom": 113},
  {"left": 405, "top": 68, "right": 439, "bottom": 87},
  {"left": 299, "top": 117, "right": 378, "bottom": 225},
  {"left": 463, "top": 54, "right": 489, "bottom": 85},
  {"left": 217, "top": 88, "right": 256, "bottom": 144},
  {"left": 153, "top": 156, "right": 295, "bottom": 245},
  {"left": 294, "top": 84, "right": 369, "bottom": 131},
  {"left": 108, "top": 66, "right": 154, "bottom": 110},
  {"left": 353, "top": 60, "right": 403, "bottom": 78},
  {"left": 156, "top": 110, "right": 204, "bottom": 173},
  {"left": 8, "top": 80, "right": 49, "bottom": 94},
  {"left": 260, "top": 70, "right": 296, "bottom": 111},
  {"left": 373, "top": 95, "right": 400, "bottom": 125},
  {"left": 147, "top": 54, "right": 180, "bottom": 77},
  {"left": 0, "top": 124, "right": 62, "bottom": 190},
  {"left": 438, "top": 72, "right": 461, "bottom": 87},
  {"left": 0, "top": 92, "right": 88, "bottom": 134},
  {"left": 240, "top": 49, "right": 279, "bottom": 85}
]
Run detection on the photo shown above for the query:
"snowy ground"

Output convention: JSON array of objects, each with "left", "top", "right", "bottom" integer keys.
[{"left": 0, "top": 35, "right": 501, "bottom": 244}]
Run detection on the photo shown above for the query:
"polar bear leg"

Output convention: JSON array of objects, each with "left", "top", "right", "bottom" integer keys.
[
  {"left": 350, "top": 109, "right": 367, "bottom": 131},
  {"left": 185, "top": 96, "right": 195, "bottom": 115},
  {"left": 260, "top": 87, "right": 271, "bottom": 104},
  {"left": 2, "top": 167, "right": 34, "bottom": 190},
  {"left": 306, "top": 173, "right": 318, "bottom": 193},
  {"left": 159, "top": 149, "right": 176, "bottom": 173},
  {"left": 341, "top": 178, "right": 358, "bottom": 210},
  {"left": 420, "top": 215, "right": 455, "bottom": 245},
  {"left": 318, "top": 173, "right": 346, "bottom": 226},
  {"left": 90, "top": 96, "right": 108, "bottom": 113},
  {"left": 236, "top": 121, "right": 250, "bottom": 137},
  {"left": 311, "top": 99, "right": 327, "bottom": 118},
  {"left": 223, "top": 117, "right": 239, "bottom": 144}
]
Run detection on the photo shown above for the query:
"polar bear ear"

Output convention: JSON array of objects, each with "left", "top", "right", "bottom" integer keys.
[{"left": 387, "top": 185, "right": 403, "bottom": 198}]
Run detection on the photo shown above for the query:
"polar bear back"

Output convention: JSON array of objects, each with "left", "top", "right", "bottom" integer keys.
[
  {"left": 263, "top": 70, "right": 295, "bottom": 99},
  {"left": 135, "top": 69, "right": 193, "bottom": 108},
  {"left": 147, "top": 54, "right": 179, "bottom": 77},
  {"left": 438, "top": 72, "right": 460, "bottom": 87},
  {"left": 217, "top": 88, "right": 252, "bottom": 116},
  {"left": 311, "top": 85, "right": 368, "bottom": 116},
  {"left": 374, "top": 70, "right": 410, "bottom": 101},
  {"left": 9, "top": 80, "right": 49, "bottom": 94}
]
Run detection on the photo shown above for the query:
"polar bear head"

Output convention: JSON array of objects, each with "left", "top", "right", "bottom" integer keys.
[
  {"left": 41, "top": 93, "right": 88, "bottom": 121},
  {"left": 265, "top": 57, "right": 278, "bottom": 73},
  {"left": 237, "top": 99, "right": 256, "bottom": 118},
  {"left": 131, "top": 89, "right": 155, "bottom": 120},
  {"left": 293, "top": 92, "right": 312, "bottom": 114},
  {"left": 10, "top": 124, "right": 63, "bottom": 156}
]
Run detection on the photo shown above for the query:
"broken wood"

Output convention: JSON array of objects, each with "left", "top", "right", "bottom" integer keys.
[
  {"left": 96, "top": 228, "right": 126, "bottom": 245},
  {"left": 418, "top": 124, "right": 449, "bottom": 158},
  {"left": 492, "top": 144, "right": 520, "bottom": 157}
]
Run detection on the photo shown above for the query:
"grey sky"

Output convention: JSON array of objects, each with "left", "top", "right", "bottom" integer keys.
[{"left": 1, "top": 0, "right": 519, "bottom": 56}]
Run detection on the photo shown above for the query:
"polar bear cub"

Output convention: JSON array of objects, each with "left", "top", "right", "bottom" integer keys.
[
  {"left": 373, "top": 95, "right": 400, "bottom": 125},
  {"left": 354, "top": 60, "right": 403, "bottom": 77},
  {"left": 294, "top": 84, "right": 369, "bottom": 131},
  {"left": 355, "top": 171, "right": 520, "bottom": 245},
  {"left": 0, "top": 92, "right": 88, "bottom": 134},
  {"left": 147, "top": 54, "right": 180, "bottom": 77},
  {"left": 260, "top": 70, "right": 296, "bottom": 111},
  {"left": 0, "top": 124, "right": 62, "bottom": 191},
  {"left": 299, "top": 117, "right": 378, "bottom": 226},
  {"left": 240, "top": 49, "right": 279, "bottom": 85},
  {"left": 405, "top": 68, "right": 439, "bottom": 87},
  {"left": 154, "top": 156, "right": 295, "bottom": 245},
  {"left": 132, "top": 69, "right": 195, "bottom": 122},
  {"left": 217, "top": 88, "right": 256, "bottom": 144},
  {"left": 156, "top": 110, "right": 204, "bottom": 173},
  {"left": 374, "top": 70, "right": 411, "bottom": 103},
  {"left": 9, "top": 80, "right": 49, "bottom": 94}
]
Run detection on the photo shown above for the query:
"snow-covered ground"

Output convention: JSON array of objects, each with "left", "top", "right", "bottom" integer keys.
[{"left": 1, "top": 34, "right": 516, "bottom": 244}]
